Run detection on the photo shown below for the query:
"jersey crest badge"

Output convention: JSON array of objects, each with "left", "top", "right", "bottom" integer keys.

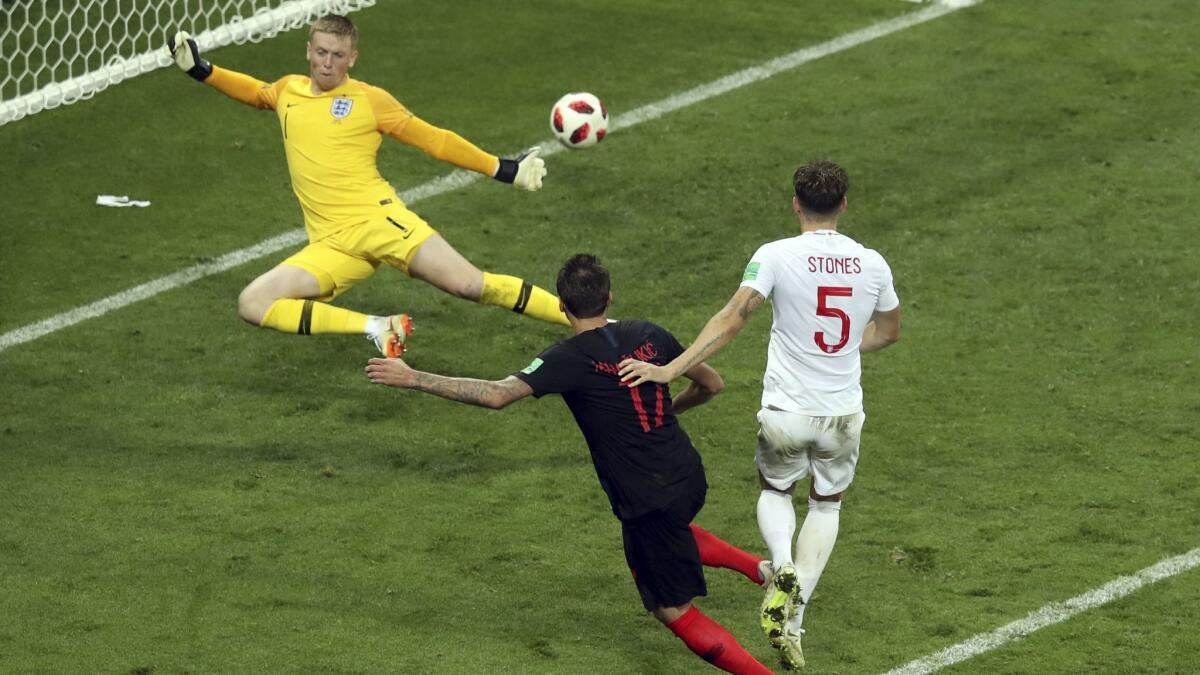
[{"left": 330, "top": 97, "right": 353, "bottom": 119}]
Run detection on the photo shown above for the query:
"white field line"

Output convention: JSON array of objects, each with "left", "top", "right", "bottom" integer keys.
[
  {"left": 0, "top": 0, "right": 981, "bottom": 355},
  {"left": 883, "top": 546, "right": 1200, "bottom": 675}
]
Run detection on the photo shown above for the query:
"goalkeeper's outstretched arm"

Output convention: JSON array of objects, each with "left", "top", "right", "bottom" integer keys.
[
  {"left": 392, "top": 117, "right": 547, "bottom": 191},
  {"left": 166, "top": 31, "right": 278, "bottom": 110},
  {"left": 366, "top": 86, "right": 547, "bottom": 191}
]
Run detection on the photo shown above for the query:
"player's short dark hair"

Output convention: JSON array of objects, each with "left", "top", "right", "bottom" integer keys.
[
  {"left": 557, "top": 254, "right": 611, "bottom": 319},
  {"left": 311, "top": 14, "right": 358, "bottom": 47},
  {"left": 793, "top": 160, "right": 849, "bottom": 215}
]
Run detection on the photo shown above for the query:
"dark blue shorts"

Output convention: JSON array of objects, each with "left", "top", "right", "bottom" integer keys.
[{"left": 621, "top": 471, "right": 708, "bottom": 611}]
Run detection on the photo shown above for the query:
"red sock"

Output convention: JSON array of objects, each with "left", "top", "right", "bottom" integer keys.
[
  {"left": 667, "top": 606, "right": 773, "bottom": 675},
  {"left": 691, "top": 524, "right": 766, "bottom": 585}
]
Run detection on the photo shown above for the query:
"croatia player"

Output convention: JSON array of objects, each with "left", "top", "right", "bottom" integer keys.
[
  {"left": 367, "top": 254, "right": 775, "bottom": 674},
  {"left": 618, "top": 160, "right": 901, "bottom": 669}
]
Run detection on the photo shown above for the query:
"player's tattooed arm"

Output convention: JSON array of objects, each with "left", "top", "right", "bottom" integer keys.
[
  {"left": 673, "top": 286, "right": 764, "bottom": 373},
  {"left": 366, "top": 359, "right": 532, "bottom": 409},
  {"left": 409, "top": 373, "right": 532, "bottom": 409},
  {"left": 619, "top": 286, "right": 765, "bottom": 387},
  {"left": 696, "top": 286, "right": 763, "bottom": 352},
  {"left": 733, "top": 286, "right": 767, "bottom": 321}
]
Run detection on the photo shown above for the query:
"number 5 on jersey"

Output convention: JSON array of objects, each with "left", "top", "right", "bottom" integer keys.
[{"left": 815, "top": 286, "right": 853, "bottom": 353}]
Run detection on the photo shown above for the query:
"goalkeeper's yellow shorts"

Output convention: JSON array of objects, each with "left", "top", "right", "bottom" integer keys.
[{"left": 282, "top": 203, "right": 437, "bottom": 300}]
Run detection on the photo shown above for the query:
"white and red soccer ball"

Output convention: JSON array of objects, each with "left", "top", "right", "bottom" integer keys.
[{"left": 550, "top": 92, "right": 608, "bottom": 149}]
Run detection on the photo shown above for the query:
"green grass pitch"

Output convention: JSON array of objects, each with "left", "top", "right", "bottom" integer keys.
[{"left": 1, "top": 1, "right": 1198, "bottom": 673}]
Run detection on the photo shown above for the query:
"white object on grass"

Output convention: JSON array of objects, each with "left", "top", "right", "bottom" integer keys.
[{"left": 97, "top": 195, "right": 151, "bottom": 208}]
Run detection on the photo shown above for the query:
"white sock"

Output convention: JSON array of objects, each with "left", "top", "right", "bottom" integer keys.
[
  {"left": 364, "top": 315, "right": 389, "bottom": 336},
  {"left": 788, "top": 497, "right": 841, "bottom": 630},
  {"left": 756, "top": 489, "right": 796, "bottom": 567}
]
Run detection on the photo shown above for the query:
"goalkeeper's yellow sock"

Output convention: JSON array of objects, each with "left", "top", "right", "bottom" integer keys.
[
  {"left": 480, "top": 272, "right": 569, "bottom": 326},
  {"left": 260, "top": 299, "right": 370, "bottom": 335}
]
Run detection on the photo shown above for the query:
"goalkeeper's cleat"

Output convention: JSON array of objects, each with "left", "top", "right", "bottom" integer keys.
[
  {"left": 776, "top": 626, "right": 806, "bottom": 671},
  {"left": 757, "top": 559, "right": 774, "bottom": 587},
  {"left": 370, "top": 314, "right": 413, "bottom": 358},
  {"left": 760, "top": 562, "right": 800, "bottom": 644}
]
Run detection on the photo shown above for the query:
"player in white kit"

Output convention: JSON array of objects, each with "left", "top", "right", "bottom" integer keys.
[{"left": 618, "top": 160, "right": 901, "bottom": 670}]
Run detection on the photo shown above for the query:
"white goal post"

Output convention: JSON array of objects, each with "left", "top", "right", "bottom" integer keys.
[{"left": 0, "top": 0, "right": 376, "bottom": 127}]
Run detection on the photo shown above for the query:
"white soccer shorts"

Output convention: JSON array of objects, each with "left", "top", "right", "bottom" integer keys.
[{"left": 754, "top": 408, "right": 866, "bottom": 495}]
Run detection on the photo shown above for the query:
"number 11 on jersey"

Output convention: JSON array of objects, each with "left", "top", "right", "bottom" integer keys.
[{"left": 628, "top": 383, "right": 664, "bottom": 432}]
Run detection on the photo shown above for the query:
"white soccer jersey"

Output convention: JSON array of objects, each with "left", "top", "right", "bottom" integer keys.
[{"left": 740, "top": 229, "right": 899, "bottom": 416}]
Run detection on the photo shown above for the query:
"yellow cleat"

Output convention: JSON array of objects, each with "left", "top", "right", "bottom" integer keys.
[
  {"left": 778, "top": 626, "right": 805, "bottom": 670},
  {"left": 760, "top": 562, "right": 799, "bottom": 643}
]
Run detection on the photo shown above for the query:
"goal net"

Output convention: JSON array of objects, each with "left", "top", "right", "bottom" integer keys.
[{"left": 0, "top": 0, "right": 376, "bottom": 127}]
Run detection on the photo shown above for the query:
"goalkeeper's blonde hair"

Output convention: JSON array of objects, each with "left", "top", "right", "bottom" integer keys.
[{"left": 310, "top": 15, "right": 358, "bottom": 47}]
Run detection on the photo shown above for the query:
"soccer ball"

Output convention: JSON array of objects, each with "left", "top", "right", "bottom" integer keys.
[{"left": 550, "top": 92, "right": 608, "bottom": 149}]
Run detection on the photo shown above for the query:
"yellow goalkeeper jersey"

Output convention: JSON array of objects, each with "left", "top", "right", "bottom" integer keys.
[{"left": 205, "top": 66, "right": 501, "bottom": 242}]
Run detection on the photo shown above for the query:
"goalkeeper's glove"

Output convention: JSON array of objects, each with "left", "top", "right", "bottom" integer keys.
[
  {"left": 494, "top": 147, "right": 546, "bottom": 192},
  {"left": 167, "top": 31, "right": 212, "bottom": 82}
]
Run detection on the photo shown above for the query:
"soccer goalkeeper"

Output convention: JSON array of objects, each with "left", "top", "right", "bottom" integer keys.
[{"left": 166, "top": 14, "right": 565, "bottom": 357}]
